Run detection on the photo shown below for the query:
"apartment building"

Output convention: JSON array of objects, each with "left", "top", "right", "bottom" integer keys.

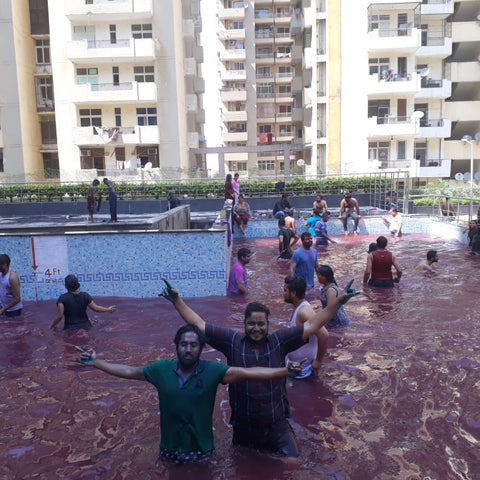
[
  {"left": 0, "top": 0, "right": 205, "bottom": 182},
  {"left": 341, "top": 0, "right": 480, "bottom": 181},
  {"left": 215, "top": 0, "right": 316, "bottom": 175}
]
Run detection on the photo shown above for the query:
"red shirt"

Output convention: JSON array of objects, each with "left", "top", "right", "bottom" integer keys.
[{"left": 371, "top": 249, "right": 393, "bottom": 281}]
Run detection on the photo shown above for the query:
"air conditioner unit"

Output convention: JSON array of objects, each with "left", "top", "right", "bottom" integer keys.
[
  {"left": 148, "top": 148, "right": 158, "bottom": 155},
  {"left": 80, "top": 150, "right": 91, "bottom": 156}
]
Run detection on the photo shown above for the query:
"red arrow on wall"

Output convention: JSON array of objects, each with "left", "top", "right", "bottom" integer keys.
[{"left": 31, "top": 237, "right": 38, "bottom": 271}]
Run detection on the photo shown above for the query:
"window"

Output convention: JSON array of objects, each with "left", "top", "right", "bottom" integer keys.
[
  {"left": 112, "top": 66, "right": 119, "bottom": 86},
  {"left": 79, "top": 108, "right": 102, "bottom": 128},
  {"left": 369, "top": 57, "right": 390, "bottom": 75},
  {"left": 258, "top": 125, "right": 272, "bottom": 133},
  {"left": 257, "top": 83, "right": 274, "bottom": 96},
  {"left": 278, "top": 66, "right": 291, "bottom": 77},
  {"left": 414, "top": 142, "right": 427, "bottom": 163},
  {"left": 110, "top": 24, "right": 116, "bottom": 44},
  {"left": 257, "top": 47, "right": 273, "bottom": 58},
  {"left": 134, "top": 65, "right": 154, "bottom": 82},
  {"left": 397, "top": 140, "right": 406, "bottom": 160},
  {"left": 233, "top": 62, "right": 245, "bottom": 71},
  {"left": 36, "top": 77, "right": 54, "bottom": 103},
  {"left": 132, "top": 24, "right": 152, "bottom": 39},
  {"left": 279, "top": 125, "right": 292, "bottom": 135},
  {"left": 257, "top": 66, "right": 271, "bottom": 78},
  {"left": 255, "top": 9, "right": 270, "bottom": 19},
  {"left": 41, "top": 120, "right": 57, "bottom": 144},
  {"left": 279, "top": 105, "right": 292, "bottom": 115},
  {"left": 236, "top": 162, "right": 247, "bottom": 171},
  {"left": 258, "top": 160, "right": 275, "bottom": 170},
  {"left": 114, "top": 107, "right": 121, "bottom": 127},
  {"left": 35, "top": 39, "right": 50, "bottom": 64},
  {"left": 278, "top": 85, "right": 291, "bottom": 96},
  {"left": 76, "top": 68, "right": 99, "bottom": 90},
  {"left": 43, "top": 153, "right": 59, "bottom": 179},
  {"left": 368, "top": 141, "right": 390, "bottom": 167},
  {"left": 368, "top": 99, "right": 390, "bottom": 118},
  {"left": 276, "top": 27, "right": 289, "bottom": 37},
  {"left": 232, "top": 22, "right": 244, "bottom": 29},
  {"left": 80, "top": 148, "right": 105, "bottom": 170},
  {"left": 277, "top": 47, "right": 290, "bottom": 58},
  {"left": 136, "top": 107, "right": 157, "bottom": 126}
]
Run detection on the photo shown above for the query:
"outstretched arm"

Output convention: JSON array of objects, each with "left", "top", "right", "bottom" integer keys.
[
  {"left": 77, "top": 348, "right": 145, "bottom": 380},
  {"left": 88, "top": 301, "right": 117, "bottom": 313},
  {"left": 223, "top": 362, "right": 303, "bottom": 383},
  {"left": 159, "top": 279, "right": 206, "bottom": 333},
  {"left": 302, "top": 280, "right": 359, "bottom": 340}
]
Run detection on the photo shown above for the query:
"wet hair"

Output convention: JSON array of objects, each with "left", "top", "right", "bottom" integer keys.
[
  {"left": 316, "top": 265, "right": 338, "bottom": 285},
  {"left": 427, "top": 250, "right": 437, "bottom": 261},
  {"left": 284, "top": 275, "right": 306, "bottom": 299},
  {"left": 244, "top": 302, "right": 270, "bottom": 322},
  {"left": 376, "top": 236, "right": 388, "bottom": 249},
  {"left": 0, "top": 254, "right": 11, "bottom": 267},
  {"left": 344, "top": 192, "right": 352, "bottom": 198},
  {"left": 390, "top": 207, "right": 398, "bottom": 213},
  {"left": 300, "top": 232, "right": 312, "bottom": 240},
  {"left": 92, "top": 179, "right": 100, "bottom": 186},
  {"left": 368, "top": 242, "right": 378, "bottom": 253},
  {"left": 64, "top": 274, "right": 80, "bottom": 292},
  {"left": 237, "top": 247, "right": 251, "bottom": 260},
  {"left": 312, "top": 209, "right": 321, "bottom": 216},
  {"left": 174, "top": 324, "right": 205, "bottom": 351}
]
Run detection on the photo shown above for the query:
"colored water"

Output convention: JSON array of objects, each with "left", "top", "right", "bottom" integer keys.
[{"left": 1, "top": 234, "right": 479, "bottom": 479}]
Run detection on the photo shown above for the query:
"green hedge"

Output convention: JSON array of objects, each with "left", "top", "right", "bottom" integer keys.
[{"left": 0, "top": 177, "right": 395, "bottom": 203}]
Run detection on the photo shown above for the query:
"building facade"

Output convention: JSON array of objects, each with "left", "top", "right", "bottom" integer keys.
[{"left": 0, "top": 0, "right": 205, "bottom": 182}]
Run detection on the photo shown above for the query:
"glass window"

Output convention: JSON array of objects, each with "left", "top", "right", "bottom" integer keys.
[
  {"left": 133, "top": 65, "right": 154, "bottom": 82},
  {"left": 79, "top": 108, "right": 102, "bottom": 128},
  {"left": 258, "top": 160, "right": 275, "bottom": 170},
  {"left": 136, "top": 107, "right": 157, "bottom": 126},
  {"left": 35, "top": 39, "right": 50, "bottom": 64},
  {"left": 132, "top": 24, "right": 152, "bottom": 39}
]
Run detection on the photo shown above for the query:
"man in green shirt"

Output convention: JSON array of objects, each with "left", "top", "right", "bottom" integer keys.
[{"left": 77, "top": 324, "right": 298, "bottom": 464}]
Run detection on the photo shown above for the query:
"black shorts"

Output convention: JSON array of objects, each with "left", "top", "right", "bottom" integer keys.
[
  {"left": 232, "top": 419, "right": 299, "bottom": 457},
  {"left": 2, "top": 309, "right": 22, "bottom": 317}
]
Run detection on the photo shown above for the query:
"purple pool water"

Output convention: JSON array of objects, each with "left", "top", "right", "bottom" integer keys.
[{"left": 1, "top": 234, "right": 479, "bottom": 479}]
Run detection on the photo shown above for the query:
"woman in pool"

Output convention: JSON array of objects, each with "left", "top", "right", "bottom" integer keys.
[{"left": 316, "top": 265, "right": 350, "bottom": 327}]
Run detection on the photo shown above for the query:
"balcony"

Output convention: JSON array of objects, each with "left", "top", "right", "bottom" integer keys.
[
  {"left": 418, "top": 159, "right": 451, "bottom": 178},
  {"left": 452, "top": 21, "right": 480, "bottom": 43},
  {"left": 184, "top": 57, "right": 197, "bottom": 76},
  {"left": 66, "top": 38, "right": 155, "bottom": 63},
  {"left": 291, "top": 45, "right": 302, "bottom": 64},
  {"left": 417, "top": 118, "right": 451, "bottom": 138},
  {"left": 218, "top": 28, "right": 245, "bottom": 41},
  {"left": 420, "top": 0, "right": 454, "bottom": 18},
  {"left": 449, "top": 62, "right": 480, "bottom": 83},
  {"left": 367, "top": 116, "right": 418, "bottom": 137},
  {"left": 186, "top": 94, "right": 198, "bottom": 113},
  {"left": 416, "top": 78, "right": 451, "bottom": 99},
  {"left": 221, "top": 88, "right": 247, "bottom": 102},
  {"left": 444, "top": 140, "right": 480, "bottom": 161},
  {"left": 367, "top": 72, "right": 420, "bottom": 96},
  {"left": 444, "top": 101, "right": 480, "bottom": 122},
  {"left": 367, "top": 27, "right": 421, "bottom": 54},
  {"left": 290, "top": 10, "right": 304, "bottom": 35},
  {"left": 193, "top": 45, "right": 204, "bottom": 62},
  {"left": 65, "top": 0, "right": 153, "bottom": 21},
  {"left": 218, "top": 7, "right": 245, "bottom": 20},
  {"left": 193, "top": 77, "right": 205, "bottom": 94},
  {"left": 70, "top": 82, "right": 156, "bottom": 103},
  {"left": 416, "top": 37, "right": 452, "bottom": 59},
  {"left": 219, "top": 48, "right": 246, "bottom": 61},
  {"left": 292, "top": 107, "right": 303, "bottom": 123},
  {"left": 72, "top": 125, "right": 159, "bottom": 146},
  {"left": 223, "top": 132, "right": 248, "bottom": 142},
  {"left": 196, "top": 108, "right": 205, "bottom": 124},
  {"left": 291, "top": 75, "right": 303, "bottom": 92},
  {"left": 37, "top": 98, "right": 55, "bottom": 113},
  {"left": 188, "top": 132, "right": 199, "bottom": 149},
  {"left": 220, "top": 69, "right": 247, "bottom": 81},
  {"left": 222, "top": 111, "right": 247, "bottom": 122}
]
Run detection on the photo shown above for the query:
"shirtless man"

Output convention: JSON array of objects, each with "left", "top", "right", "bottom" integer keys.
[
  {"left": 416, "top": 250, "right": 438, "bottom": 273},
  {"left": 339, "top": 192, "right": 361, "bottom": 236}
]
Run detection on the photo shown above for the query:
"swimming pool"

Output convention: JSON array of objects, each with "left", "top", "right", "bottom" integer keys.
[{"left": 1, "top": 234, "right": 478, "bottom": 479}]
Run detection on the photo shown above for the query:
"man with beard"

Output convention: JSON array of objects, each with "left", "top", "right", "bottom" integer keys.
[
  {"left": 77, "top": 325, "right": 299, "bottom": 464},
  {"left": 159, "top": 279, "right": 358, "bottom": 457}
]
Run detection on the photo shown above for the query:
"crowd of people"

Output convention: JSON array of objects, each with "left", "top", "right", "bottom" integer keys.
[{"left": 3, "top": 185, "right": 479, "bottom": 469}]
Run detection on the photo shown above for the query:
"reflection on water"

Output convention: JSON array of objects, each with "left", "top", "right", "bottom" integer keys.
[{"left": 1, "top": 234, "right": 479, "bottom": 479}]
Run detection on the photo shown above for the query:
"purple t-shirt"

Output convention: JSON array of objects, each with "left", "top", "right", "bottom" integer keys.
[{"left": 227, "top": 261, "right": 247, "bottom": 294}]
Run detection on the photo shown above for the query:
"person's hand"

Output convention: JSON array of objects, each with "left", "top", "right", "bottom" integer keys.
[
  {"left": 75, "top": 346, "right": 95, "bottom": 365},
  {"left": 287, "top": 358, "right": 306, "bottom": 378},
  {"left": 159, "top": 278, "right": 179, "bottom": 301},
  {"left": 340, "top": 279, "right": 360, "bottom": 305},
  {"left": 108, "top": 306, "right": 117, "bottom": 313}
]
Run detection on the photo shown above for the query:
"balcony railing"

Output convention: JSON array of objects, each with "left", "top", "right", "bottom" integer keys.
[
  {"left": 378, "top": 71, "right": 412, "bottom": 82},
  {"left": 419, "top": 158, "right": 444, "bottom": 167},
  {"left": 376, "top": 115, "right": 410, "bottom": 125},
  {"left": 421, "top": 78, "right": 443, "bottom": 88},
  {"left": 420, "top": 118, "right": 444, "bottom": 127}
]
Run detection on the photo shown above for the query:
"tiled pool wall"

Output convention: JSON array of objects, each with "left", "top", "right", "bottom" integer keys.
[
  {"left": 0, "top": 230, "right": 230, "bottom": 301},
  {"left": 234, "top": 215, "right": 470, "bottom": 244},
  {"left": 0, "top": 216, "right": 469, "bottom": 301}
]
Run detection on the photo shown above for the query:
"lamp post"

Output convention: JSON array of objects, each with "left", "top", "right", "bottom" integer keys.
[{"left": 461, "top": 135, "right": 474, "bottom": 219}]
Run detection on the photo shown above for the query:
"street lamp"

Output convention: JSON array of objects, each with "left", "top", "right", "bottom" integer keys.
[{"left": 461, "top": 135, "right": 474, "bottom": 219}]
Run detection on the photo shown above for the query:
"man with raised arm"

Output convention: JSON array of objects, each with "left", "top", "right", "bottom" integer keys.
[
  {"left": 77, "top": 324, "right": 301, "bottom": 465},
  {"left": 159, "top": 279, "right": 358, "bottom": 457}
]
